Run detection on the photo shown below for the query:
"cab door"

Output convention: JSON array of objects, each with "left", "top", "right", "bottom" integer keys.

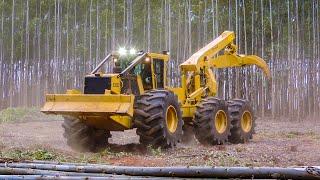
[{"left": 152, "top": 59, "right": 165, "bottom": 89}]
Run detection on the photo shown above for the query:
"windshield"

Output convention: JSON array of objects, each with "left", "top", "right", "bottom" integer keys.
[
  {"left": 119, "top": 53, "right": 147, "bottom": 75},
  {"left": 117, "top": 55, "right": 138, "bottom": 71},
  {"left": 91, "top": 53, "right": 146, "bottom": 75}
]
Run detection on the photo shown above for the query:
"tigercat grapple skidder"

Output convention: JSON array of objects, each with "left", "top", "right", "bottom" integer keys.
[{"left": 42, "top": 31, "right": 270, "bottom": 152}]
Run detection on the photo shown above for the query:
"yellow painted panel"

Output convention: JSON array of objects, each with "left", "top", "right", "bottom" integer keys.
[
  {"left": 41, "top": 94, "right": 134, "bottom": 116},
  {"left": 66, "top": 89, "right": 81, "bottom": 94},
  {"left": 137, "top": 75, "right": 145, "bottom": 94},
  {"left": 80, "top": 115, "right": 132, "bottom": 131},
  {"left": 148, "top": 53, "right": 169, "bottom": 61},
  {"left": 109, "top": 115, "right": 132, "bottom": 129},
  {"left": 181, "top": 105, "right": 196, "bottom": 118},
  {"left": 111, "top": 76, "right": 121, "bottom": 94},
  {"left": 168, "top": 87, "right": 185, "bottom": 103}
]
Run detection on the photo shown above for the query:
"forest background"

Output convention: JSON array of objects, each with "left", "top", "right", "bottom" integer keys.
[{"left": 0, "top": 0, "right": 319, "bottom": 120}]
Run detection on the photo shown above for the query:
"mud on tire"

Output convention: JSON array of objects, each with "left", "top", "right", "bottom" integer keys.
[
  {"left": 62, "top": 116, "right": 110, "bottom": 152},
  {"left": 193, "top": 97, "right": 231, "bottom": 145},
  {"left": 227, "top": 99, "right": 255, "bottom": 143},
  {"left": 134, "top": 90, "right": 183, "bottom": 148}
]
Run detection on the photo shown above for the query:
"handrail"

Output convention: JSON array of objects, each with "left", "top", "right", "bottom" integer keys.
[{"left": 90, "top": 54, "right": 112, "bottom": 74}]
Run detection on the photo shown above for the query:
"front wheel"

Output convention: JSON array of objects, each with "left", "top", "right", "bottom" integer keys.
[
  {"left": 134, "top": 90, "right": 183, "bottom": 148},
  {"left": 62, "top": 116, "right": 110, "bottom": 152}
]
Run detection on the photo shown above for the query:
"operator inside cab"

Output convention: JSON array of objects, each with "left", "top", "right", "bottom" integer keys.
[
  {"left": 113, "top": 59, "right": 122, "bottom": 73},
  {"left": 140, "top": 60, "right": 152, "bottom": 90},
  {"left": 112, "top": 53, "right": 153, "bottom": 90}
]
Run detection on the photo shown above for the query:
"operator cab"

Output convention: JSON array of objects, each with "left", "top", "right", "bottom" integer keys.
[
  {"left": 86, "top": 51, "right": 169, "bottom": 95},
  {"left": 130, "top": 56, "right": 165, "bottom": 90},
  {"left": 118, "top": 52, "right": 168, "bottom": 94}
]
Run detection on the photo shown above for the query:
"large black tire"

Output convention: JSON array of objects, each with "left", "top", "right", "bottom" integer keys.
[
  {"left": 62, "top": 116, "right": 110, "bottom": 152},
  {"left": 134, "top": 90, "right": 183, "bottom": 148},
  {"left": 227, "top": 99, "right": 255, "bottom": 143},
  {"left": 193, "top": 97, "right": 231, "bottom": 145}
]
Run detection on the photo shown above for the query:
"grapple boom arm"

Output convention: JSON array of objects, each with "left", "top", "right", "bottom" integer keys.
[
  {"left": 210, "top": 54, "right": 271, "bottom": 78},
  {"left": 180, "top": 31, "right": 235, "bottom": 72},
  {"left": 177, "top": 31, "right": 270, "bottom": 108}
]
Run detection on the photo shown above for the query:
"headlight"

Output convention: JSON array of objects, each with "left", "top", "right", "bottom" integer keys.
[
  {"left": 145, "top": 57, "right": 151, "bottom": 62},
  {"left": 129, "top": 48, "right": 136, "bottom": 55},
  {"left": 118, "top": 47, "right": 127, "bottom": 56}
]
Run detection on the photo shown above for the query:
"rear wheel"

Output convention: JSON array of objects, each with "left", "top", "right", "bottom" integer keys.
[
  {"left": 193, "top": 97, "right": 231, "bottom": 145},
  {"left": 227, "top": 99, "right": 255, "bottom": 143},
  {"left": 62, "top": 116, "right": 110, "bottom": 152},
  {"left": 134, "top": 90, "right": 183, "bottom": 148}
]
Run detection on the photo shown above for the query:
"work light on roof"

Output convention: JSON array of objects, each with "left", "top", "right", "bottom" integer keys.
[
  {"left": 129, "top": 48, "right": 136, "bottom": 55},
  {"left": 118, "top": 47, "right": 127, "bottom": 56}
]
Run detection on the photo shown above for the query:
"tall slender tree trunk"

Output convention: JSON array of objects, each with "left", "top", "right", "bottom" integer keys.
[
  {"left": 0, "top": 0, "right": 4, "bottom": 108},
  {"left": 147, "top": 0, "right": 151, "bottom": 51},
  {"left": 24, "top": 0, "right": 29, "bottom": 106},
  {"left": 188, "top": 0, "right": 191, "bottom": 55},
  {"left": 261, "top": 0, "right": 265, "bottom": 117},
  {"left": 9, "top": 0, "right": 15, "bottom": 107},
  {"left": 89, "top": 0, "right": 93, "bottom": 69},
  {"left": 269, "top": 0, "right": 275, "bottom": 119}
]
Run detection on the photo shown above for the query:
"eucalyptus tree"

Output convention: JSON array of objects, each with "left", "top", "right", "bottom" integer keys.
[{"left": 0, "top": 0, "right": 319, "bottom": 121}]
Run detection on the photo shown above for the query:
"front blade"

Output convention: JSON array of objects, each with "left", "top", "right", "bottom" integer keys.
[{"left": 41, "top": 94, "right": 134, "bottom": 117}]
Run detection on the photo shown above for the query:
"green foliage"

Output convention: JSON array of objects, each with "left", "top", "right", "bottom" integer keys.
[
  {"left": 28, "top": 149, "right": 56, "bottom": 160},
  {"left": 0, "top": 107, "right": 62, "bottom": 123},
  {"left": 0, "top": 149, "right": 56, "bottom": 161},
  {"left": 0, "top": 107, "right": 36, "bottom": 123},
  {"left": 284, "top": 131, "right": 302, "bottom": 139},
  {"left": 148, "top": 145, "right": 162, "bottom": 156},
  {"left": 98, "top": 148, "right": 131, "bottom": 158}
]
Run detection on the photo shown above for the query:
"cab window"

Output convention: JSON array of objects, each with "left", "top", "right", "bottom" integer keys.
[
  {"left": 140, "top": 62, "right": 152, "bottom": 90},
  {"left": 153, "top": 59, "right": 164, "bottom": 88}
]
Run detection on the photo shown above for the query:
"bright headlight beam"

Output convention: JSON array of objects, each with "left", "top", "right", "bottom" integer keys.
[
  {"left": 129, "top": 48, "right": 136, "bottom": 55},
  {"left": 118, "top": 47, "right": 127, "bottom": 56}
]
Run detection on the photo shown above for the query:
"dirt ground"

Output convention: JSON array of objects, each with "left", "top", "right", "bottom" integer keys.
[{"left": 0, "top": 118, "right": 319, "bottom": 167}]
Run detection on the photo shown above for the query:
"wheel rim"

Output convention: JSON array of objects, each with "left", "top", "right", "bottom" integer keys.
[
  {"left": 166, "top": 105, "right": 178, "bottom": 133},
  {"left": 214, "top": 110, "right": 227, "bottom": 134},
  {"left": 241, "top": 111, "right": 252, "bottom": 133}
]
